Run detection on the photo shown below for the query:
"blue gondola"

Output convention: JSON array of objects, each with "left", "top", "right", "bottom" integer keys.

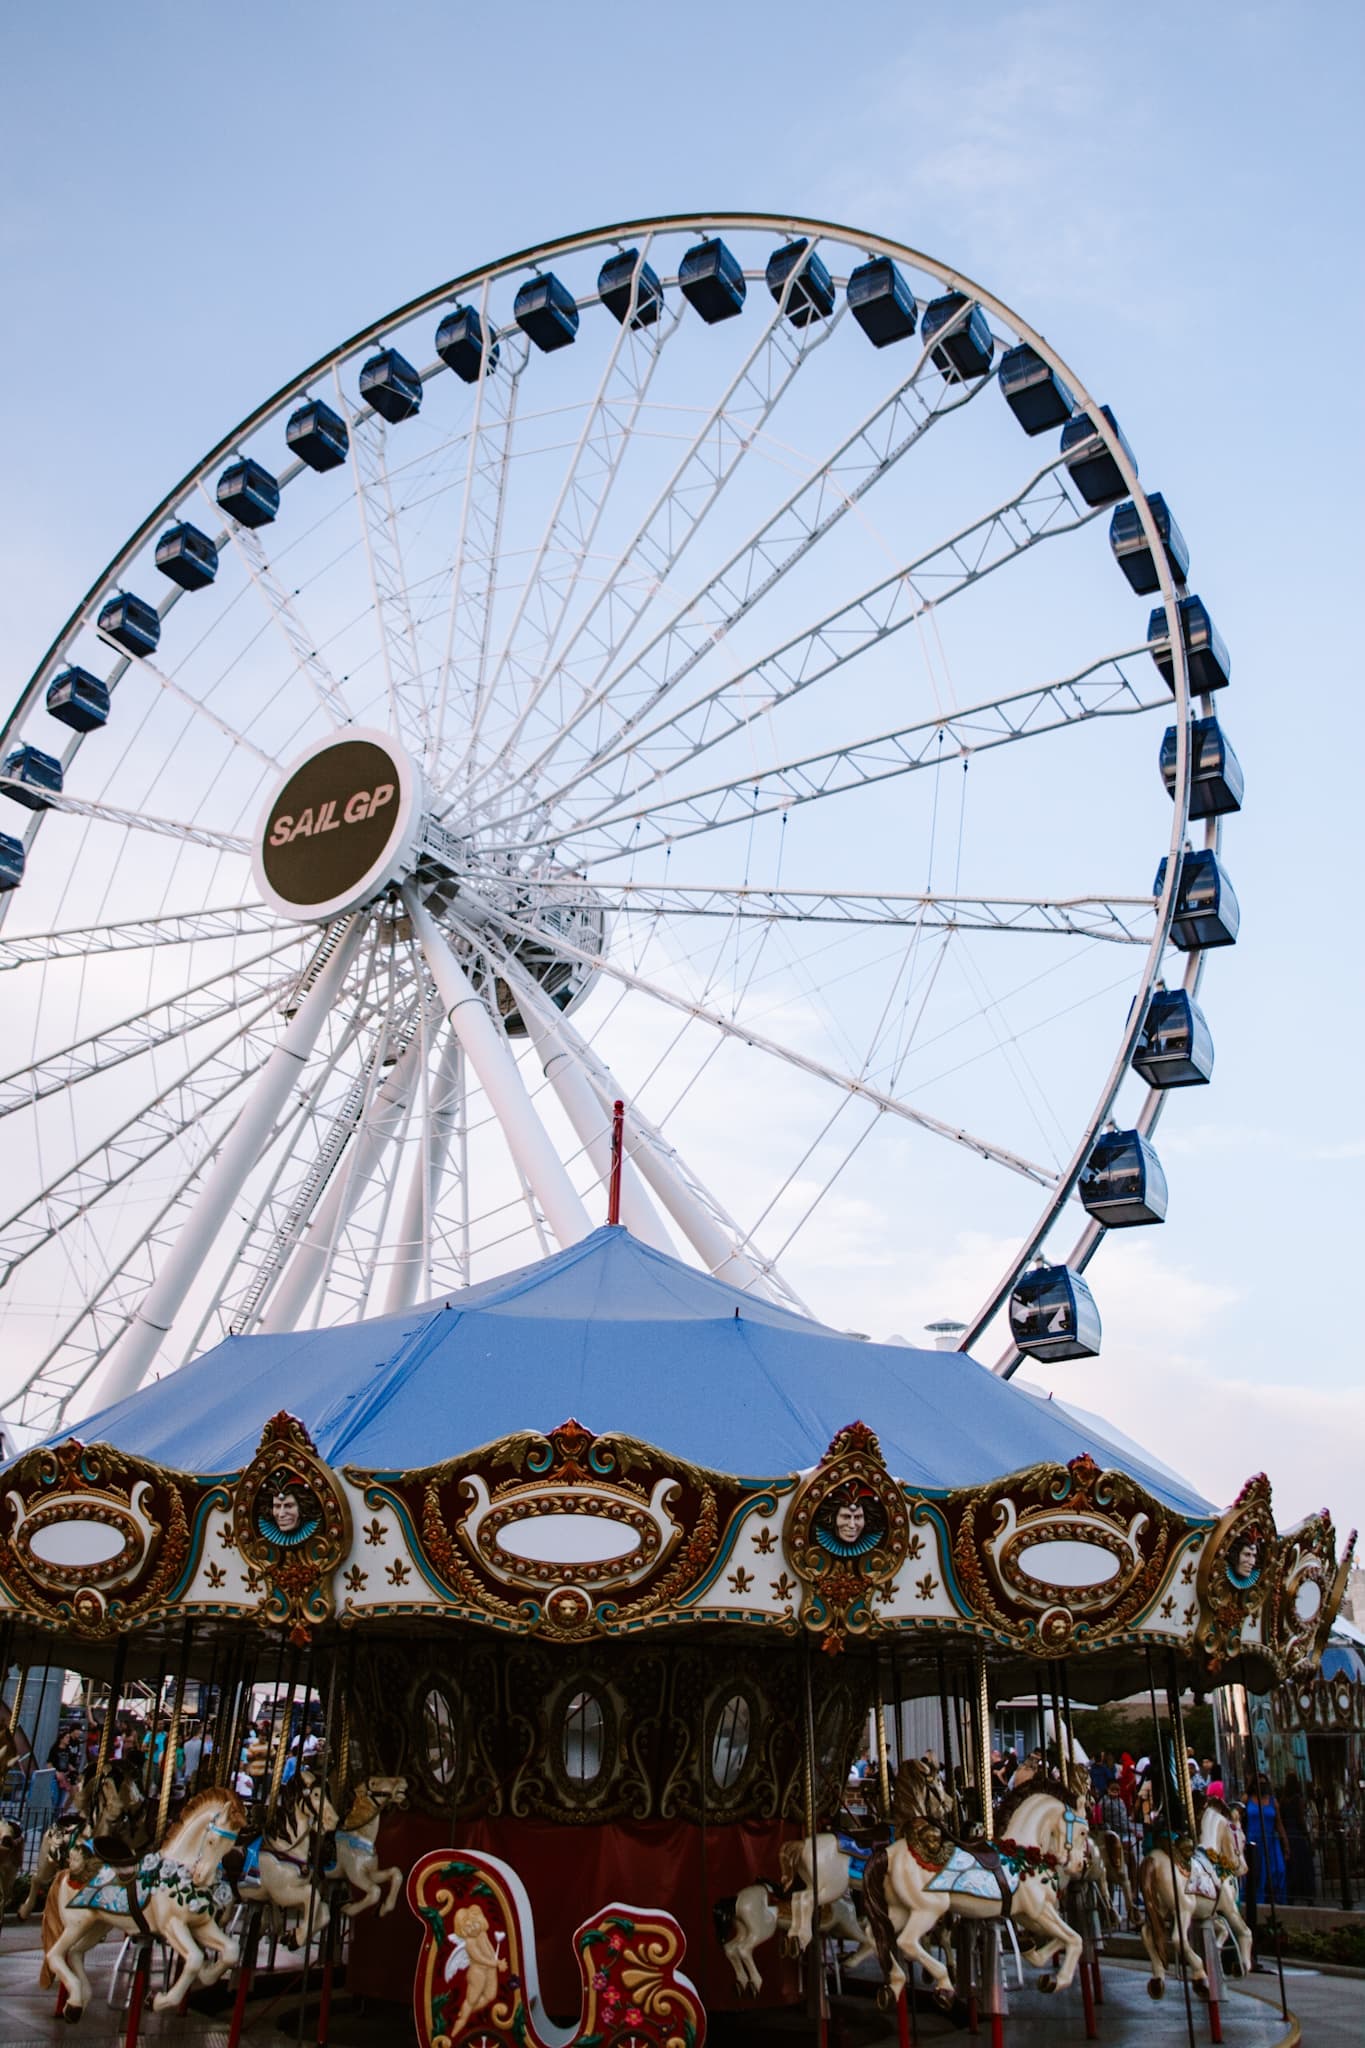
[
  {"left": 0, "top": 745, "right": 63, "bottom": 811},
  {"left": 0, "top": 832, "right": 23, "bottom": 891},
  {"left": 1147, "top": 595, "right": 1231, "bottom": 695},
  {"left": 997, "top": 343, "right": 1074, "bottom": 434},
  {"left": 765, "top": 239, "right": 835, "bottom": 327},
  {"left": 46, "top": 666, "right": 110, "bottom": 734},
  {"left": 217, "top": 457, "right": 280, "bottom": 529},
  {"left": 514, "top": 273, "right": 579, "bottom": 352},
  {"left": 1009, "top": 1260, "right": 1102, "bottom": 1361},
  {"left": 97, "top": 592, "right": 160, "bottom": 658},
  {"left": 1080, "top": 1126, "right": 1168, "bottom": 1228},
  {"left": 598, "top": 250, "right": 663, "bottom": 328},
  {"left": 678, "top": 236, "right": 747, "bottom": 323},
  {"left": 921, "top": 293, "right": 995, "bottom": 381},
  {"left": 1154, "top": 848, "right": 1240, "bottom": 949},
  {"left": 155, "top": 521, "right": 219, "bottom": 592},
  {"left": 436, "top": 305, "right": 499, "bottom": 383},
  {"left": 1109, "top": 494, "right": 1190, "bottom": 595},
  {"left": 1059, "top": 406, "right": 1138, "bottom": 507},
  {"left": 359, "top": 347, "right": 423, "bottom": 424},
  {"left": 846, "top": 257, "right": 918, "bottom": 347},
  {"left": 287, "top": 399, "right": 349, "bottom": 471},
  {"left": 1131, "top": 987, "right": 1214, "bottom": 1090},
  {"left": 1159, "top": 717, "right": 1244, "bottom": 818}
]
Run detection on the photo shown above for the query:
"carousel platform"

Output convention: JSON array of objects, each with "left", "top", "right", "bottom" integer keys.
[{"left": 0, "top": 1916, "right": 1326, "bottom": 2048}]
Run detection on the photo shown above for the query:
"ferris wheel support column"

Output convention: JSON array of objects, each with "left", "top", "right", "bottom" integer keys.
[
  {"left": 383, "top": 1029, "right": 465, "bottom": 1315},
  {"left": 529, "top": 999, "right": 777, "bottom": 1298},
  {"left": 497, "top": 960, "right": 676, "bottom": 1258},
  {"left": 87, "top": 916, "right": 367, "bottom": 1412},
  {"left": 261, "top": 1036, "right": 423, "bottom": 1334},
  {"left": 403, "top": 890, "right": 592, "bottom": 1249}
]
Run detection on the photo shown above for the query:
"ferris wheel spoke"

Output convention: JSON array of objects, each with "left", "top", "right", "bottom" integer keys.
[
  {"left": 449, "top": 248, "right": 842, "bottom": 812},
  {"left": 202, "top": 485, "right": 354, "bottom": 730},
  {"left": 0, "top": 935, "right": 305, "bottom": 1116},
  {"left": 458, "top": 238, "right": 679, "bottom": 782},
  {"left": 431, "top": 280, "right": 528, "bottom": 775},
  {"left": 537, "top": 881, "right": 1157, "bottom": 944},
  {"left": 340, "top": 396, "right": 436, "bottom": 759},
  {"left": 29, "top": 790, "right": 250, "bottom": 854},
  {"left": 483, "top": 906, "right": 1059, "bottom": 1188},
  {"left": 0, "top": 902, "right": 281, "bottom": 970},
  {"left": 540, "top": 649, "right": 1159, "bottom": 863},
  {"left": 521, "top": 454, "right": 1100, "bottom": 824},
  {"left": 486, "top": 320, "right": 987, "bottom": 822},
  {"left": 109, "top": 647, "right": 277, "bottom": 768},
  {"left": 0, "top": 990, "right": 282, "bottom": 1285}
]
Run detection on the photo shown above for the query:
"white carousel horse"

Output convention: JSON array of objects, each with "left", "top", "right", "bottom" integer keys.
[
  {"left": 329, "top": 1775, "right": 408, "bottom": 1919},
  {"left": 1138, "top": 1797, "right": 1253, "bottom": 1999},
  {"left": 238, "top": 1770, "right": 340, "bottom": 1949},
  {"left": 40, "top": 1785, "right": 244, "bottom": 2020},
  {"left": 716, "top": 1832, "right": 876, "bottom": 1994},
  {"left": 863, "top": 1785, "right": 1091, "bottom": 2008}
]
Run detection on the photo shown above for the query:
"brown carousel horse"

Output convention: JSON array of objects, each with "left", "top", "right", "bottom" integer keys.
[{"left": 1139, "top": 1797, "right": 1252, "bottom": 1999}]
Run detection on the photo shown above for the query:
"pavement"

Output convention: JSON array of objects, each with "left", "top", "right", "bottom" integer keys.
[{"left": 0, "top": 1911, "right": 1359, "bottom": 2045}]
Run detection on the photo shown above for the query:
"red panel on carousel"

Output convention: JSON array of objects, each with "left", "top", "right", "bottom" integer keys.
[
  {"left": 350, "top": 1812, "right": 800, "bottom": 2016},
  {"left": 408, "top": 1846, "right": 706, "bottom": 2048}
]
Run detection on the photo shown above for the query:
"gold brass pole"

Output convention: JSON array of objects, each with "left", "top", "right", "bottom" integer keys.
[
  {"left": 156, "top": 1624, "right": 193, "bottom": 1845},
  {"left": 875, "top": 1656, "right": 893, "bottom": 1825},
  {"left": 975, "top": 1645, "right": 993, "bottom": 1841}
]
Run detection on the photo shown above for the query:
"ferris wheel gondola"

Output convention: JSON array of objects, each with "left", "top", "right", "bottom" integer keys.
[{"left": 0, "top": 213, "right": 1242, "bottom": 1434}]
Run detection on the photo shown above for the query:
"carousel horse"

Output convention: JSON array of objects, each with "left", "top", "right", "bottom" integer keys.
[
  {"left": 409, "top": 1846, "right": 706, "bottom": 2048},
  {"left": 1138, "top": 1797, "right": 1253, "bottom": 2000},
  {"left": 1097, "top": 1826, "right": 1137, "bottom": 1928},
  {"left": 237, "top": 1770, "right": 340, "bottom": 1949},
  {"left": 863, "top": 1783, "right": 1091, "bottom": 2008},
  {"left": 715, "top": 1833, "right": 875, "bottom": 1995},
  {"left": 40, "top": 1785, "right": 245, "bottom": 2020},
  {"left": 330, "top": 1774, "right": 408, "bottom": 1919},
  {"left": 0, "top": 1819, "right": 23, "bottom": 1929},
  {"left": 21, "top": 1761, "right": 150, "bottom": 1925}
]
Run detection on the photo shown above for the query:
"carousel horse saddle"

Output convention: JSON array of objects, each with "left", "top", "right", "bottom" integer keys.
[
  {"left": 1187, "top": 1849, "right": 1221, "bottom": 1901},
  {"left": 925, "top": 1842, "right": 1019, "bottom": 1911}
]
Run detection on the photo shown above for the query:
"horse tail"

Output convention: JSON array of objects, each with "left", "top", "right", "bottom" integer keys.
[
  {"left": 862, "top": 1846, "right": 898, "bottom": 1990},
  {"left": 712, "top": 1894, "right": 737, "bottom": 1947},
  {"left": 1139, "top": 1859, "right": 1168, "bottom": 1966}
]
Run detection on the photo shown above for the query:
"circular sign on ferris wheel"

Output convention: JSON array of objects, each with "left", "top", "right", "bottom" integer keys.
[{"left": 251, "top": 728, "right": 423, "bottom": 922}]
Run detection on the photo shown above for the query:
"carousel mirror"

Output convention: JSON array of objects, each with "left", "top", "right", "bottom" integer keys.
[
  {"left": 1015, "top": 1538, "right": 1122, "bottom": 1588},
  {"left": 709, "top": 1693, "right": 752, "bottom": 1791},
  {"left": 1293, "top": 1577, "right": 1322, "bottom": 1623},
  {"left": 561, "top": 1687, "right": 606, "bottom": 1784},
  {"left": 420, "top": 1680, "right": 462, "bottom": 1790},
  {"left": 26, "top": 1518, "right": 127, "bottom": 1568}
]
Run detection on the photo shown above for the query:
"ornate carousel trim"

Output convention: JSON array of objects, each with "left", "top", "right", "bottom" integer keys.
[{"left": 0, "top": 1415, "right": 1351, "bottom": 1688}]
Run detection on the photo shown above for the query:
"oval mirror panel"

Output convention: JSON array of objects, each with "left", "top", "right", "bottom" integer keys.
[
  {"left": 1293, "top": 1578, "right": 1322, "bottom": 1623},
  {"left": 711, "top": 1694, "right": 752, "bottom": 1791},
  {"left": 562, "top": 1689, "right": 605, "bottom": 1784},
  {"left": 1016, "top": 1539, "right": 1121, "bottom": 1588},
  {"left": 27, "top": 1519, "right": 127, "bottom": 1568},
  {"left": 498, "top": 1513, "right": 642, "bottom": 1566}
]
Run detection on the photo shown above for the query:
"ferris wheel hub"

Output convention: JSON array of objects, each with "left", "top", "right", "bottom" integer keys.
[{"left": 252, "top": 728, "right": 425, "bottom": 923}]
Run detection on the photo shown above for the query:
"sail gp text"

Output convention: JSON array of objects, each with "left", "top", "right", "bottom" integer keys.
[{"left": 268, "top": 784, "right": 395, "bottom": 844}]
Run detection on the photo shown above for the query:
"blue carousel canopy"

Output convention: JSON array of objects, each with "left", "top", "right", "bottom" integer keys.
[{"left": 54, "top": 1227, "right": 1210, "bottom": 1514}]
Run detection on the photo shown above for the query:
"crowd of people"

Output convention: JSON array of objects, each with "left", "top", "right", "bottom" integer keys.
[{"left": 35, "top": 1700, "right": 325, "bottom": 1824}]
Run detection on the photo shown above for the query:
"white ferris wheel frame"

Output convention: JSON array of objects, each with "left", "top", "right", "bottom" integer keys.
[{"left": 0, "top": 212, "right": 1216, "bottom": 1434}]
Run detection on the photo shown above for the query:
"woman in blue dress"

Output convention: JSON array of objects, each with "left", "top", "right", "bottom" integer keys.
[{"left": 1244, "top": 1772, "right": 1289, "bottom": 1904}]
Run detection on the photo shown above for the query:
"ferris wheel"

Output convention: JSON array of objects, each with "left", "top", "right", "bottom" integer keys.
[{"left": 0, "top": 213, "right": 1240, "bottom": 1442}]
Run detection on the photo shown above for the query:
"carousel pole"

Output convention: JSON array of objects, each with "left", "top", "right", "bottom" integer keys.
[
  {"left": 801, "top": 1638, "right": 829, "bottom": 2047},
  {"left": 194, "top": 1631, "right": 223, "bottom": 1796},
  {"left": 937, "top": 1650, "right": 957, "bottom": 1829},
  {"left": 96, "top": 1632, "right": 129, "bottom": 1780},
  {"left": 1060, "top": 1658, "right": 1100, "bottom": 2038},
  {"left": 698, "top": 1673, "right": 712, "bottom": 2015},
  {"left": 890, "top": 1647, "right": 917, "bottom": 2048},
  {"left": 876, "top": 1655, "right": 913, "bottom": 2048},
  {"left": 296, "top": 1642, "right": 339, "bottom": 2047},
  {"left": 1147, "top": 1650, "right": 1197, "bottom": 2048},
  {"left": 974, "top": 1647, "right": 1004, "bottom": 2048},
  {"left": 226, "top": 1636, "right": 268, "bottom": 2048},
  {"left": 156, "top": 1622, "right": 194, "bottom": 1843}
]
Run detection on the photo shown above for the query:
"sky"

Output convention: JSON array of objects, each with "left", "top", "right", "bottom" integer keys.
[{"left": 1, "top": 1, "right": 1362, "bottom": 1542}]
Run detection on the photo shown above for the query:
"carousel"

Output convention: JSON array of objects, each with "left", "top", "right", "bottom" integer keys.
[{"left": 0, "top": 213, "right": 1351, "bottom": 2042}]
